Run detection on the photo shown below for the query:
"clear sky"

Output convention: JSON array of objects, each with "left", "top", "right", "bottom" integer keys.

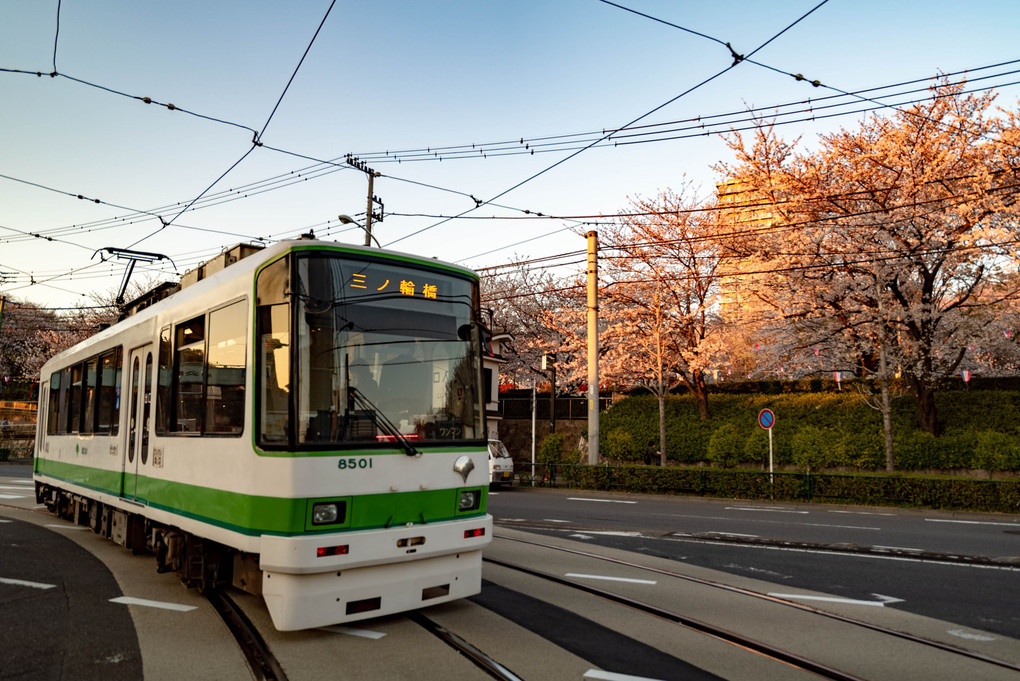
[{"left": 2, "top": 0, "right": 1019, "bottom": 309}]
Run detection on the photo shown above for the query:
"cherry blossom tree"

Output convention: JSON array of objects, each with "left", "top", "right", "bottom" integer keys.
[
  {"left": 719, "top": 79, "right": 1020, "bottom": 435},
  {"left": 598, "top": 187, "right": 727, "bottom": 462}
]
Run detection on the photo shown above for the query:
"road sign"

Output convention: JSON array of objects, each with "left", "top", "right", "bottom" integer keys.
[{"left": 758, "top": 408, "right": 775, "bottom": 429}]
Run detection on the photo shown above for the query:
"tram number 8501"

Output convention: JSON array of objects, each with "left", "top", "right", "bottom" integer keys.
[{"left": 337, "top": 457, "right": 373, "bottom": 470}]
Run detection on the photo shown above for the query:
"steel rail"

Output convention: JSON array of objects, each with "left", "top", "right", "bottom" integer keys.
[
  {"left": 408, "top": 612, "right": 525, "bottom": 681},
  {"left": 206, "top": 589, "right": 290, "bottom": 681},
  {"left": 491, "top": 533, "right": 1020, "bottom": 676}
]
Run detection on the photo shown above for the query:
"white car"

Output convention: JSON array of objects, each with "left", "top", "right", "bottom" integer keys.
[{"left": 487, "top": 439, "right": 515, "bottom": 488}]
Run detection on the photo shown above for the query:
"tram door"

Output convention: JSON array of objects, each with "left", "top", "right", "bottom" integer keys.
[{"left": 123, "top": 345, "right": 154, "bottom": 501}]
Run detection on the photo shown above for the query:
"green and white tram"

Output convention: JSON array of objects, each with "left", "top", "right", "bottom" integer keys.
[{"left": 34, "top": 239, "right": 492, "bottom": 630}]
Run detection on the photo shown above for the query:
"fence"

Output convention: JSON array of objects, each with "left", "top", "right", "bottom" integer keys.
[
  {"left": 512, "top": 463, "right": 1020, "bottom": 514},
  {"left": 499, "top": 396, "right": 613, "bottom": 421}
]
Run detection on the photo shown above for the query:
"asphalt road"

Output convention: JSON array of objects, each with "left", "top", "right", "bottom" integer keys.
[
  {"left": 488, "top": 485, "right": 1020, "bottom": 640},
  {"left": 0, "top": 493, "right": 143, "bottom": 680}
]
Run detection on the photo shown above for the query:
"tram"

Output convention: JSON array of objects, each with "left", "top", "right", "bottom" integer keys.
[{"left": 33, "top": 239, "right": 492, "bottom": 630}]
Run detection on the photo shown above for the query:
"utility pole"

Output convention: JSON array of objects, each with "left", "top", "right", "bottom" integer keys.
[
  {"left": 586, "top": 231, "right": 600, "bottom": 464},
  {"left": 345, "top": 155, "right": 383, "bottom": 247},
  {"left": 0, "top": 296, "right": 5, "bottom": 334},
  {"left": 542, "top": 353, "right": 556, "bottom": 433}
]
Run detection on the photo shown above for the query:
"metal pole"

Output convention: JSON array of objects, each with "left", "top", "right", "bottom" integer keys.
[
  {"left": 768, "top": 427, "right": 774, "bottom": 489},
  {"left": 364, "top": 172, "right": 374, "bottom": 247},
  {"left": 531, "top": 379, "right": 536, "bottom": 487},
  {"left": 586, "top": 231, "right": 599, "bottom": 464}
]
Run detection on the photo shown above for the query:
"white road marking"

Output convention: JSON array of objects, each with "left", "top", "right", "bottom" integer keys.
[
  {"left": 320, "top": 625, "right": 387, "bottom": 639},
  {"left": 926, "top": 518, "right": 1020, "bottom": 528},
  {"left": 714, "top": 532, "right": 759, "bottom": 538},
  {"left": 569, "top": 534, "right": 594, "bottom": 540},
  {"left": 0, "top": 519, "right": 10, "bottom": 524},
  {"left": 569, "top": 497, "right": 638, "bottom": 505},
  {"left": 874, "top": 545, "right": 924, "bottom": 553},
  {"left": 566, "top": 573, "right": 657, "bottom": 585},
  {"left": 0, "top": 485, "right": 34, "bottom": 491},
  {"left": 829, "top": 510, "right": 896, "bottom": 517},
  {"left": 667, "top": 514, "right": 880, "bottom": 531},
  {"left": 585, "top": 670, "right": 667, "bottom": 681},
  {"left": 663, "top": 535, "right": 1020, "bottom": 571},
  {"left": 768, "top": 592, "right": 902, "bottom": 607},
  {"left": 947, "top": 629, "right": 997, "bottom": 641},
  {"left": 0, "top": 494, "right": 27, "bottom": 500},
  {"left": 542, "top": 519, "right": 571, "bottom": 523},
  {"left": 726, "top": 506, "right": 808, "bottom": 514},
  {"left": 110, "top": 596, "right": 197, "bottom": 612},
  {"left": 0, "top": 577, "right": 56, "bottom": 590},
  {"left": 584, "top": 531, "right": 645, "bottom": 538},
  {"left": 45, "top": 524, "right": 88, "bottom": 531}
]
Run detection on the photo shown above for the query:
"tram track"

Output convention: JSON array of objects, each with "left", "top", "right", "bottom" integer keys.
[
  {"left": 408, "top": 612, "right": 525, "bottom": 681},
  {"left": 486, "top": 532, "right": 1020, "bottom": 680},
  {"left": 206, "top": 588, "right": 290, "bottom": 681}
]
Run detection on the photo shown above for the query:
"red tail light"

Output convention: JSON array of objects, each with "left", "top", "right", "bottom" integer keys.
[
  {"left": 464, "top": 528, "right": 486, "bottom": 539},
  {"left": 317, "top": 544, "right": 350, "bottom": 557}
]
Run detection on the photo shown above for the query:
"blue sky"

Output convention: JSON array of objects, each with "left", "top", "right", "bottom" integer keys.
[{"left": 2, "top": 0, "right": 1019, "bottom": 309}]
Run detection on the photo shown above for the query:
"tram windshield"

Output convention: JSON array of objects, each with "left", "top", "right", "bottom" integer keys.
[{"left": 257, "top": 252, "right": 485, "bottom": 450}]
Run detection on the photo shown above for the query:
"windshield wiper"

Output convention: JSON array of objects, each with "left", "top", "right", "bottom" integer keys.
[{"left": 348, "top": 387, "right": 420, "bottom": 457}]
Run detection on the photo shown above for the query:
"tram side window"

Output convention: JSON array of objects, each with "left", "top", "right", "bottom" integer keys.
[
  {"left": 45, "top": 346, "right": 122, "bottom": 436},
  {"left": 80, "top": 358, "right": 98, "bottom": 434},
  {"left": 47, "top": 370, "right": 62, "bottom": 435},
  {"left": 206, "top": 301, "right": 247, "bottom": 435},
  {"left": 168, "top": 302, "right": 247, "bottom": 437},
  {"left": 68, "top": 364, "right": 84, "bottom": 433},
  {"left": 174, "top": 316, "right": 206, "bottom": 433},
  {"left": 97, "top": 349, "right": 121, "bottom": 434},
  {"left": 155, "top": 327, "right": 172, "bottom": 435}
]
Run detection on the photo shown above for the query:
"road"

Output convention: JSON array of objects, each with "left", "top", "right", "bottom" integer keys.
[
  {"left": 487, "top": 484, "right": 1020, "bottom": 640},
  {"left": 3, "top": 461, "right": 1019, "bottom": 680}
]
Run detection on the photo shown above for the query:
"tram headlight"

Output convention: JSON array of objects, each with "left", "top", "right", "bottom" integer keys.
[
  {"left": 312, "top": 502, "right": 341, "bottom": 525},
  {"left": 458, "top": 489, "right": 481, "bottom": 512}
]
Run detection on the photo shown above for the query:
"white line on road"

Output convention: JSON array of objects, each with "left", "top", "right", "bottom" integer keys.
[
  {"left": 713, "top": 532, "right": 759, "bottom": 538},
  {"left": 0, "top": 494, "right": 27, "bottom": 500},
  {"left": 319, "top": 625, "right": 388, "bottom": 639},
  {"left": 925, "top": 518, "right": 1020, "bottom": 528},
  {"left": 768, "top": 592, "right": 903, "bottom": 607},
  {"left": 947, "top": 629, "right": 997, "bottom": 641},
  {"left": 566, "top": 573, "right": 657, "bottom": 585},
  {"left": 584, "top": 530, "right": 645, "bottom": 538},
  {"left": 585, "top": 670, "right": 666, "bottom": 681},
  {"left": 874, "top": 545, "right": 924, "bottom": 553},
  {"left": 664, "top": 535, "right": 1020, "bottom": 571},
  {"left": 569, "top": 497, "right": 638, "bottom": 504},
  {"left": 109, "top": 596, "right": 198, "bottom": 612},
  {"left": 726, "top": 506, "right": 808, "bottom": 514},
  {"left": 45, "top": 524, "right": 88, "bottom": 531},
  {"left": 0, "top": 485, "right": 34, "bottom": 491},
  {"left": 0, "top": 577, "right": 56, "bottom": 590},
  {"left": 541, "top": 519, "right": 572, "bottom": 523},
  {"left": 829, "top": 510, "right": 896, "bottom": 517},
  {"left": 665, "top": 513, "right": 880, "bottom": 531}
]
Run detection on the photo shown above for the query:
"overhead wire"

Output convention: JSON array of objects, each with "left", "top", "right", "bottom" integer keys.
[{"left": 3, "top": 4, "right": 1017, "bottom": 300}]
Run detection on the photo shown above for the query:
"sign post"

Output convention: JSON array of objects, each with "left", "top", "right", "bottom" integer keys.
[{"left": 758, "top": 409, "right": 776, "bottom": 490}]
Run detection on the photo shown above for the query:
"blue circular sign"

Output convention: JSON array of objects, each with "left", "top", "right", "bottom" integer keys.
[{"left": 758, "top": 408, "right": 775, "bottom": 429}]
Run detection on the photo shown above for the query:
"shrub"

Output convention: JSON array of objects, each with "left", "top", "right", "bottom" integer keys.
[
  {"left": 743, "top": 428, "right": 770, "bottom": 468},
  {"left": 602, "top": 428, "right": 637, "bottom": 463},
  {"left": 538, "top": 432, "right": 567, "bottom": 465},
  {"left": 791, "top": 425, "right": 836, "bottom": 472},
  {"left": 707, "top": 424, "right": 744, "bottom": 468},
  {"left": 973, "top": 430, "right": 1019, "bottom": 475}
]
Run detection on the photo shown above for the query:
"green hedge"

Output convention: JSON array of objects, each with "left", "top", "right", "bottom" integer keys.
[
  {"left": 598, "top": 391, "right": 1020, "bottom": 474},
  {"left": 514, "top": 464, "right": 1020, "bottom": 513}
]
